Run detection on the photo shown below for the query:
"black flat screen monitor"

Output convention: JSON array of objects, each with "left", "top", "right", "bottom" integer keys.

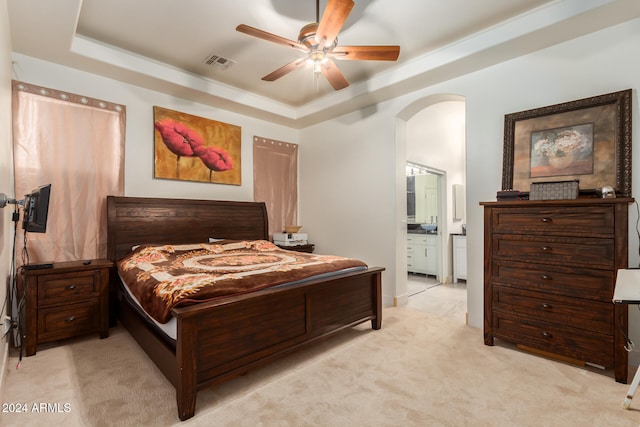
[{"left": 22, "top": 184, "right": 51, "bottom": 233}]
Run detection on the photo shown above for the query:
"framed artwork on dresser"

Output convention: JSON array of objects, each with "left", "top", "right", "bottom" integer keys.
[{"left": 502, "top": 89, "right": 632, "bottom": 197}]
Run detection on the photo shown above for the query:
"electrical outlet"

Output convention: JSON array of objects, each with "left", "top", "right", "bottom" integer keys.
[{"left": 2, "top": 316, "right": 11, "bottom": 335}]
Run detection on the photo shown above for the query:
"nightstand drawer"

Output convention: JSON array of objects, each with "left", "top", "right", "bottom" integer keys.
[
  {"left": 37, "top": 302, "right": 99, "bottom": 342},
  {"left": 38, "top": 272, "right": 98, "bottom": 306}
]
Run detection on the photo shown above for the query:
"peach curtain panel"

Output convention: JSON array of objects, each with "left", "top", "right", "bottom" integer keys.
[
  {"left": 253, "top": 136, "right": 297, "bottom": 238},
  {"left": 12, "top": 81, "right": 125, "bottom": 265}
]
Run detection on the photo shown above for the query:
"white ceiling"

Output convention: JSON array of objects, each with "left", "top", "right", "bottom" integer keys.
[{"left": 7, "top": 0, "right": 640, "bottom": 128}]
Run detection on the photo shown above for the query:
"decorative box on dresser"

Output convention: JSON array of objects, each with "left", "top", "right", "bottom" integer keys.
[
  {"left": 19, "top": 259, "right": 113, "bottom": 356},
  {"left": 481, "top": 198, "right": 633, "bottom": 383}
]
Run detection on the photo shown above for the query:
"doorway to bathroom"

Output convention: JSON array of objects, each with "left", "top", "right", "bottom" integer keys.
[
  {"left": 399, "top": 96, "right": 466, "bottom": 320},
  {"left": 406, "top": 162, "right": 444, "bottom": 289}
]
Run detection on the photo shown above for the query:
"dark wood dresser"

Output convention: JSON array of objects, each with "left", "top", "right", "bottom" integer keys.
[
  {"left": 20, "top": 259, "right": 112, "bottom": 356},
  {"left": 481, "top": 198, "right": 633, "bottom": 383}
]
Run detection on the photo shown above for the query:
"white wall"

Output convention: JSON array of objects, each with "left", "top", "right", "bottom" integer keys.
[
  {"left": 406, "top": 102, "right": 466, "bottom": 201},
  {"left": 299, "top": 17, "right": 640, "bottom": 367},
  {"left": 298, "top": 104, "right": 397, "bottom": 302},
  {"left": 0, "top": 0, "right": 13, "bottom": 382},
  {"left": 10, "top": 54, "right": 300, "bottom": 203}
]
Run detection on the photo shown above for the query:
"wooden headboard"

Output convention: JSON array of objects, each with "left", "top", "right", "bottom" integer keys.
[{"left": 106, "top": 196, "right": 269, "bottom": 261}]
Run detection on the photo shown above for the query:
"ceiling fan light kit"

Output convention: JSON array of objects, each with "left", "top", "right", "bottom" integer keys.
[{"left": 236, "top": 0, "right": 400, "bottom": 91}]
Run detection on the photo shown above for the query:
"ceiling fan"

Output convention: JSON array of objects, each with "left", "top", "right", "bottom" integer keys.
[{"left": 236, "top": 0, "right": 400, "bottom": 91}]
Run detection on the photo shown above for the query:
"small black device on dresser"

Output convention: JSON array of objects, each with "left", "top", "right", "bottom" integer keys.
[{"left": 18, "top": 259, "right": 113, "bottom": 356}]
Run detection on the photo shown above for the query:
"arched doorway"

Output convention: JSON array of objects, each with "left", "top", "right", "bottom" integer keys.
[{"left": 394, "top": 94, "right": 467, "bottom": 320}]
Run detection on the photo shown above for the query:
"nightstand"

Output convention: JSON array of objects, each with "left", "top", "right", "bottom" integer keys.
[
  {"left": 19, "top": 259, "right": 113, "bottom": 356},
  {"left": 275, "top": 243, "right": 315, "bottom": 253}
]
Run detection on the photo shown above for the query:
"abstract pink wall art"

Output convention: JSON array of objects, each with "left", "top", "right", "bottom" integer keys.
[{"left": 153, "top": 106, "right": 241, "bottom": 185}]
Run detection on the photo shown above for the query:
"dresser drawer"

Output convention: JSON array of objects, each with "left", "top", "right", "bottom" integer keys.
[
  {"left": 492, "top": 259, "right": 614, "bottom": 301},
  {"left": 37, "top": 302, "right": 99, "bottom": 342},
  {"left": 492, "top": 234, "right": 614, "bottom": 269},
  {"left": 37, "top": 271, "right": 99, "bottom": 306},
  {"left": 493, "top": 286, "right": 613, "bottom": 334},
  {"left": 493, "top": 313, "right": 613, "bottom": 367},
  {"left": 491, "top": 206, "right": 614, "bottom": 236}
]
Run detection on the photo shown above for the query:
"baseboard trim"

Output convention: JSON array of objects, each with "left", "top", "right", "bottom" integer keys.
[
  {"left": 393, "top": 293, "right": 409, "bottom": 307},
  {"left": 384, "top": 294, "right": 397, "bottom": 307}
]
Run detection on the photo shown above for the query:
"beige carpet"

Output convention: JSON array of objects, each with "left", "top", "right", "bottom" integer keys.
[{"left": 1, "top": 306, "right": 639, "bottom": 426}]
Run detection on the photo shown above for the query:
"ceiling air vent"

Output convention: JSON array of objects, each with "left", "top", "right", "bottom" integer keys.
[{"left": 203, "top": 53, "right": 236, "bottom": 70}]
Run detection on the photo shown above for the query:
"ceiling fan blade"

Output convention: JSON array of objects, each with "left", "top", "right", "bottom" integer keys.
[
  {"left": 321, "top": 59, "right": 349, "bottom": 90},
  {"left": 262, "top": 57, "right": 308, "bottom": 81},
  {"left": 236, "top": 24, "right": 309, "bottom": 53},
  {"left": 315, "top": 0, "right": 354, "bottom": 49},
  {"left": 331, "top": 45, "right": 400, "bottom": 61}
]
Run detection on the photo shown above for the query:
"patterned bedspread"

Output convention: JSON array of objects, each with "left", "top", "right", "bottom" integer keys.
[{"left": 117, "top": 240, "right": 368, "bottom": 323}]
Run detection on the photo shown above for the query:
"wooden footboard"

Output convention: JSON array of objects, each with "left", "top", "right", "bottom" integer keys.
[{"left": 118, "top": 266, "right": 383, "bottom": 421}]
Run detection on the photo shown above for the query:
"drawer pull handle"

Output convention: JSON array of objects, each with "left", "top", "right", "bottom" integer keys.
[
  {"left": 66, "top": 285, "right": 77, "bottom": 290},
  {"left": 540, "top": 303, "right": 552, "bottom": 310},
  {"left": 541, "top": 331, "right": 552, "bottom": 339},
  {"left": 540, "top": 217, "right": 553, "bottom": 223},
  {"left": 540, "top": 274, "right": 552, "bottom": 281},
  {"left": 65, "top": 316, "right": 76, "bottom": 322},
  {"left": 541, "top": 246, "right": 552, "bottom": 252}
]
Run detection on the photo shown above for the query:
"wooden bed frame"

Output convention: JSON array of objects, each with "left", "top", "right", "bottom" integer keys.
[{"left": 106, "top": 196, "right": 384, "bottom": 421}]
